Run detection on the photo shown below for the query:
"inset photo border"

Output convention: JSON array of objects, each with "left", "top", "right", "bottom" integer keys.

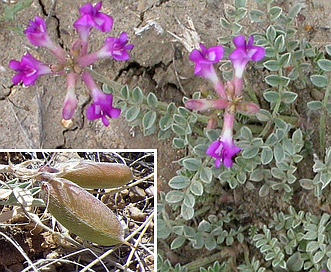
[{"left": 0, "top": 149, "right": 156, "bottom": 271}]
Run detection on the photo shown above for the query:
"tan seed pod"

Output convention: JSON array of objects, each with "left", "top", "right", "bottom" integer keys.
[
  {"left": 57, "top": 161, "right": 133, "bottom": 189},
  {"left": 41, "top": 174, "right": 125, "bottom": 246}
]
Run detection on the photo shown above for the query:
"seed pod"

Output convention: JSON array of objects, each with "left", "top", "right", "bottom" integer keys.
[
  {"left": 58, "top": 161, "right": 133, "bottom": 189},
  {"left": 41, "top": 174, "right": 125, "bottom": 246}
]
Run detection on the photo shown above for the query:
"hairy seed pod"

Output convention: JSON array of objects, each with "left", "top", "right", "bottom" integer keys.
[
  {"left": 59, "top": 161, "right": 133, "bottom": 189},
  {"left": 41, "top": 174, "right": 125, "bottom": 246},
  {"left": 40, "top": 161, "right": 133, "bottom": 189}
]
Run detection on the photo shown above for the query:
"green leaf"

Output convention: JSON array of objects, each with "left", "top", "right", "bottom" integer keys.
[
  {"left": 289, "top": 4, "right": 303, "bottom": 19},
  {"left": 279, "top": 53, "right": 291, "bottom": 67},
  {"left": 142, "top": 111, "right": 157, "bottom": 130},
  {"left": 269, "top": 6, "right": 282, "bottom": 21},
  {"left": 120, "top": 85, "right": 130, "bottom": 100},
  {"left": 326, "top": 44, "right": 331, "bottom": 57},
  {"left": 274, "top": 143, "right": 285, "bottom": 163},
  {"left": 326, "top": 103, "right": 331, "bottom": 114},
  {"left": 235, "top": 0, "right": 247, "bottom": 8},
  {"left": 178, "top": 107, "right": 191, "bottom": 117},
  {"left": 132, "top": 87, "right": 144, "bottom": 104},
  {"left": 239, "top": 126, "right": 253, "bottom": 140},
  {"left": 169, "top": 176, "right": 191, "bottom": 189},
  {"left": 256, "top": 109, "right": 272, "bottom": 122},
  {"left": 205, "top": 236, "right": 217, "bottom": 251},
  {"left": 159, "top": 115, "right": 173, "bottom": 131},
  {"left": 317, "top": 59, "right": 331, "bottom": 71},
  {"left": 183, "top": 193, "right": 195, "bottom": 208},
  {"left": 183, "top": 158, "right": 202, "bottom": 171},
  {"left": 281, "top": 91, "right": 298, "bottom": 104},
  {"left": 307, "top": 101, "right": 323, "bottom": 111},
  {"left": 242, "top": 146, "right": 259, "bottom": 159},
  {"left": 266, "top": 25, "right": 277, "bottom": 42},
  {"left": 157, "top": 219, "right": 171, "bottom": 239},
  {"left": 190, "top": 180, "right": 203, "bottom": 196},
  {"left": 249, "top": 9, "right": 265, "bottom": 23},
  {"left": 263, "top": 60, "right": 280, "bottom": 71},
  {"left": 171, "top": 236, "right": 186, "bottom": 250},
  {"left": 265, "top": 75, "right": 290, "bottom": 87},
  {"left": 264, "top": 91, "right": 280, "bottom": 103},
  {"left": 181, "top": 205, "right": 194, "bottom": 220},
  {"left": 146, "top": 92, "right": 158, "bottom": 107},
  {"left": 271, "top": 167, "right": 286, "bottom": 180},
  {"left": 165, "top": 190, "right": 184, "bottom": 203},
  {"left": 259, "top": 184, "right": 269, "bottom": 197},
  {"left": 193, "top": 144, "right": 209, "bottom": 157},
  {"left": 173, "top": 138, "right": 186, "bottom": 149},
  {"left": 313, "top": 251, "right": 324, "bottom": 263},
  {"left": 199, "top": 168, "right": 213, "bottom": 184},
  {"left": 274, "top": 35, "right": 286, "bottom": 52},
  {"left": 172, "top": 124, "right": 186, "bottom": 136},
  {"left": 310, "top": 75, "right": 328, "bottom": 88},
  {"left": 261, "top": 147, "right": 273, "bottom": 164},
  {"left": 220, "top": 17, "right": 232, "bottom": 29},
  {"left": 125, "top": 106, "right": 141, "bottom": 122},
  {"left": 174, "top": 114, "right": 188, "bottom": 126}
]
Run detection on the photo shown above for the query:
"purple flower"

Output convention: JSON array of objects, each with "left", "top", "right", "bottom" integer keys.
[
  {"left": 82, "top": 71, "right": 121, "bottom": 126},
  {"left": 24, "top": 17, "right": 51, "bottom": 47},
  {"left": 206, "top": 112, "right": 241, "bottom": 168},
  {"left": 207, "top": 138, "right": 241, "bottom": 168},
  {"left": 78, "top": 32, "right": 134, "bottom": 66},
  {"left": 74, "top": 1, "right": 114, "bottom": 41},
  {"left": 99, "top": 32, "right": 134, "bottom": 61},
  {"left": 190, "top": 44, "right": 224, "bottom": 85},
  {"left": 87, "top": 91, "right": 121, "bottom": 127},
  {"left": 229, "top": 35, "right": 266, "bottom": 78},
  {"left": 9, "top": 53, "right": 52, "bottom": 86},
  {"left": 24, "top": 17, "right": 66, "bottom": 61}
]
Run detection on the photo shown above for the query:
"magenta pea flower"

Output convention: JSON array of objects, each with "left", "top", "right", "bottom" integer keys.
[
  {"left": 229, "top": 35, "right": 266, "bottom": 79},
  {"left": 190, "top": 44, "right": 224, "bottom": 85},
  {"left": 78, "top": 32, "right": 134, "bottom": 66},
  {"left": 206, "top": 113, "right": 241, "bottom": 168},
  {"left": 9, "top": 53, "right": 52, "bottom": 86},
  {"left": 100, "top": 33, "right": 135, "bottom": 61},
  {"left": 74, "top": 1, "right": 113, "bottom": 41},
  {"left": 24, "top": 17, "right": 66, "bottom": 62},
  {"left": 82, "top": 71, "right": 121, "bottom": 127},
  {"left": 87, "top": 92, "right": 121, "bottom": 127}
]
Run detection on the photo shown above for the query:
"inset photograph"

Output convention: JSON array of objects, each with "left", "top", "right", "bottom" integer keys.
[{"left": 0, "top": 150, "right": 155, "bottom": 271}]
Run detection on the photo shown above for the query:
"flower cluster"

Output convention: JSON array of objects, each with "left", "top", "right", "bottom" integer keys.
[
  {"left": 186, "top": 36, "right": 265, "bottom": 168},
  {"left": 9, "top": 2, "right": 134, "bottom": 127}
]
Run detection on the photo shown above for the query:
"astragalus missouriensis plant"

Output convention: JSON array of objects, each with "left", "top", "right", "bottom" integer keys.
[{"left": 156, "top": 0, "right": 331, "bottom": 271}]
